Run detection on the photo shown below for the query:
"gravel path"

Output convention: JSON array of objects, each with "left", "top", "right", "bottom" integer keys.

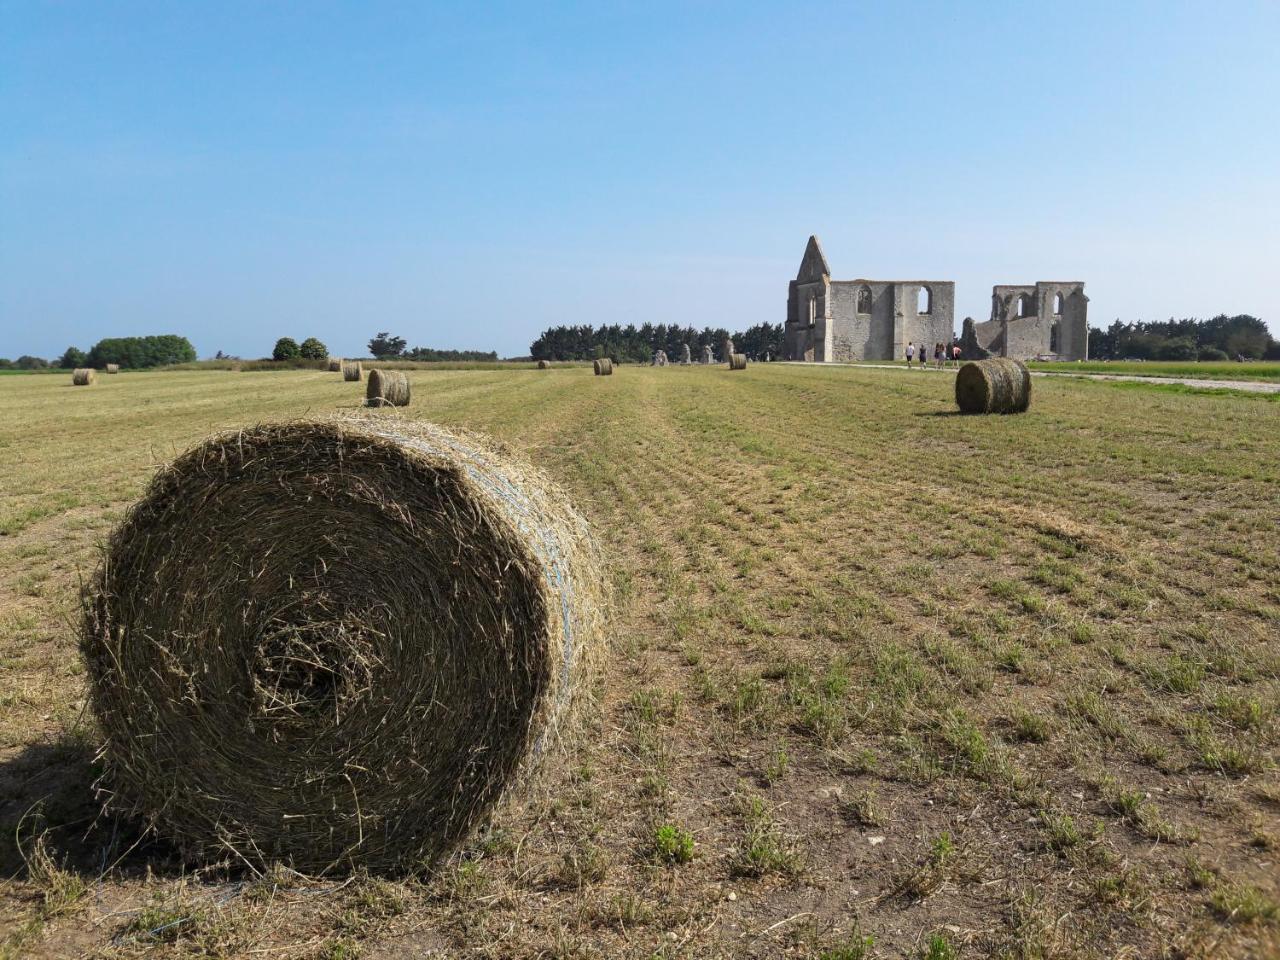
[{"left": 786, "top": 362, "right": 1280, "bottom": 394}]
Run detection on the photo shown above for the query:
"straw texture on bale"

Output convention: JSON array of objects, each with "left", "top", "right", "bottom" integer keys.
[
  {"left": 105, "top": 364, "right": 120, "bottom": 374},
  {"left": 342, "top": 361, "right": 362, "bottom": 382},
  {"left": 365, "top": 369, "right": 411, "bottom": 407},
  {"left": 328, "top": 358, "right": 343, "bottom": 372},
  {"left": 728, "top": 353, "right": 748, "bottom": 370},
  {"left": 72, "top": 368, "right": 95, "bottom": 386},
  {"left": 82, "top": 417, "right": 603, "bottom": 873},
  {"left": 592, "top": 358, "right": 613, "bottom": 376},
  {"left": 955, "top": 358, "right": 1032, "bottom": 414},
  {"left": 537, "top": 359, "right": 549, "bottom": 369}
]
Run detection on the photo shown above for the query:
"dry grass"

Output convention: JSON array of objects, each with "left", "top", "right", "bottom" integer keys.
[
  {"left": 81, "top": 416, "right": 603, "bottom": 873},
  {"left": 0, "top": 364, "right": 1277, "bottom": 959},
  {"left": 364, "top": 368, "right": 411, "bottom": 406}
]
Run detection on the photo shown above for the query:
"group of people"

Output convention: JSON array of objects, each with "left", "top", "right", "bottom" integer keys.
[{"left": 904, "top": 340, "right": 961, "bottom": 369}]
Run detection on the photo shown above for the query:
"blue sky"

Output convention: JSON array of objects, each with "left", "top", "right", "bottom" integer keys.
[{"left": 2, "top": 1, "right": 1277, "bottom": 359}]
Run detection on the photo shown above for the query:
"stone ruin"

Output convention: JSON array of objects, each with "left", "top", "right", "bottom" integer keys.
[
  {"left": 701, "top": 345, "right": 713, "bottom": 364},
  {"left": 962, "top": 284, "right": 1089, "bottom": 360},
  {"left": 722, "top": 338, "right": 735, "bottom": 361},
  {"left": 681, "top": 343, "right": 692, "bottom": 364},
  {"left": 781, "top": 234, "right": 1088, "bottom": 361},
  {"left": 651, "top": 349, "right": 669, "bottom": 367}
]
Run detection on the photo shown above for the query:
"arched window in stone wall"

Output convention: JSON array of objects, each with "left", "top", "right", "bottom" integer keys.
[
  {"left": 1018, "top": 293, "right": 1033, "bottom": 318},
  {"left": 917, "top": 286, "right": 932, "bottom": 315},
  {"left": 857, "top": 285, "right": 872, "bottom": 314},
  {"left": 1053, "top": 292, "right": 1064, "bottom": 315},
  {"left": 1050, "top": 321, "right": 1060, "bottom": 354},
  {"left": 808, "top": 295, "right": 817, "bottom": 327}
]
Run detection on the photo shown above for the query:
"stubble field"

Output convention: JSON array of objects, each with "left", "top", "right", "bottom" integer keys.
[{"left": 0, "top": 365, "right": 1277, "bottom": 959}]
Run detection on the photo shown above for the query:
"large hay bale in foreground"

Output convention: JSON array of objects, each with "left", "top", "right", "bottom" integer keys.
[
  {"left": 593, "top": 358, "right": 613, "bottom": 376},
  {"left": 82, "top": 417, "right": 603, "bottom": 873},
  {"left": 955, "top": 358, "right": 1032, "bottom": 414},
  {"left": 105, "top": 364, "right": 120, "bottom": 374},
  {"left": 72, "top": 368, "right": 95, "bottom": 386},
  {"left": 366, "top": 369, "right": 411, "bottom": 407},
  {"left": 342, "top": 361, "right": 362, "bottom": 382},
  {"left": 328, "top": 358, "right": 343, "bottom": 372},
  {"left": 728, "top": 353, "right": 747, "bottom": 370}
]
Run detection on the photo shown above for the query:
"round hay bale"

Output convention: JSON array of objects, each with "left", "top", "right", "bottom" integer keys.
[
  {"left": 328, "top": 358, "right": 343, "bottom": 373},
  {"left": 72, "top": 368, "right": 95, "bottom": 386},
  {"left": 365, "top": 369, "right": 411, "bottom": 407},
  {"left": 592, "top": 358, "right": 613, "bottom": 376},
  {"left": 81, "top": 417, "right": 603, "bottom": 873},
  {"left": 105, "top": 364, "right": 120, "bottom": 374},
  {"left": 728, "top": 353, "right": 748, "bottom": 371},
  {"left": 537, "top": 359, "right": 549, "bottom": 370},
  {"left": 954, "top": 358, "right": 1032, "bottom": 414},
  {"left": 342, "top": 361, "right": 362, "bottom": 382}
]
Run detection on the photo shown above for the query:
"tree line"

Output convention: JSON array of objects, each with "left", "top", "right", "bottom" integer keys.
[
  {"left": 1086, "top": 315, "right": 1278, "bottom": 361},
  {"left": 365, "top": 332, "right": 497, "bottom": 362},
  {"left": 0, "top": 335, "right": 198, "bottom": 371},
  {"left": 529, "top": 322, "right": 785, "bottom": 362}
]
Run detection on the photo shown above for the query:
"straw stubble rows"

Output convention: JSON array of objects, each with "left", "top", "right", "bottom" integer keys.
[{"left": 0, "top": 365, "right": 1276, "bottom": 959}]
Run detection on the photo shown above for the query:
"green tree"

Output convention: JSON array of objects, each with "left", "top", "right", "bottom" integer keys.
[
  {"left": 272, "top": 337, "right": 301, "bottom": 361},
  {"left": 16, "top": 356, "right": 49, "bottom": 369},
  {"left": 368, "top": 332, "right": 407, "bottom": 359},
  {"left": 59, "top": 346, "right": 88, "bottom": 369},
  {"left": 299, "top": 337, "right": 328, "bottom": 360},
  {"left": 88, "top": 335, "right": 196, "bottom": 368}
]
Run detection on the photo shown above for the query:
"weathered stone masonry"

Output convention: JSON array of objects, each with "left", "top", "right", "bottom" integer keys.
[
  {"left": 962, "top": 283, "right": 1089, "bottom": 361},
  {"left": 783, "top": 236, "right": 955, "bottom": 362}
]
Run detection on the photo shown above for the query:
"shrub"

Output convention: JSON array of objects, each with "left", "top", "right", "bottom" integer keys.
[
  {"left": 59, "top": 347, "right": 88, "bottom": 369},
  {"left": 16, "top": 355, "right": 49, "bottom": 370},
  {"left": 299, "top": 337, "right": 329, "bottom": 360},
  {"left": 88, "top": 336, "right": 196, "bottom": 368},
  {"left": 1197, "top": 346, "right": 1228, "bottom": 362},
  {"left": 272, "top": 337, "right": 301, "bottom": 361}
]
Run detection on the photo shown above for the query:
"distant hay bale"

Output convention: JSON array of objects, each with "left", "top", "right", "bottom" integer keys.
[
  {"left": 342, "top": 361, "right": 362, "bottom": 382},
  {"left": 537, "top": 359, "right": 549, "bottom": 370},
  {"left": 955, "top": 358, "right": 1032, "bottom": 414},
  {"left": 72, "top": 368, "right": 95, "bottom": 386},
  {"left": 81, "top": 417, "right": 603, "bottom": 873},
  {"left": 593, "top": 358, "right": 613, "bottom": 376},
  {"left": 366, "top": 369, "right": 411, "bottom": 407},
  {"left": 728, "top": 353, "right": 747, "bottom": 371},
  {"left": 328, "top": 358, "right": 343, "bottom": 372},
  {"left": 105, "top": 364, "right": 120, "bottom": 374}
]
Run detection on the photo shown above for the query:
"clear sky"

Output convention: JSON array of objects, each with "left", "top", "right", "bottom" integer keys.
[{"left": 2, "top": 1, "right": 1278, "bottom": 360}]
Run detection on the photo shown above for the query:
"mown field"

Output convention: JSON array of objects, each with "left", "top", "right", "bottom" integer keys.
[
  {"left": 1022, "top": 361, "right": 1280, "bottom": 382},
  {"left": 0, "top": 366, "right": 1277, "bottom": 959}
]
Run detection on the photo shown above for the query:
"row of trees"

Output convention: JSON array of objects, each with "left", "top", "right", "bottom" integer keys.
[
  {"left": 272, "top": 337, "right": 330, "bottom": 361},
  {"left": 29, "top": 335, "right": 198, "bottom": 371},
  {"left": 529, "top": 322, "right": 785, "bottom": 362},
  {"left": 366, "top": 332, "right": 497, "bottom": 362},
  {"left": 1086, "top": 315, "right": 1279, "bottom": 361}
]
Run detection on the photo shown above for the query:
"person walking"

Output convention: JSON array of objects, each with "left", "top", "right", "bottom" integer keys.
[
  {"left": 952, "top": 342, "right": 961, "bottom": 366},
  {"left": 905, "top": 341, "right": 915, "bottom": 367}
]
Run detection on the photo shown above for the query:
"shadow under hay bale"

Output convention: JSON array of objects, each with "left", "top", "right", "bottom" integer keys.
[
  {"left": 105, "top": 364, "right": 120, "bottom": 374},
  {"left": 342, "top": 361, "right": 362, "bottom": 382},
  {"left": 366, "top": 369, "right": 411, "bottom": 407},
  {"left": 955, "top": 358, "right": 1032, "bottom": 414},
  {"left": 728, "top": 353, "right": 747, "bottom": 370},
  {"left": 72, "top": 368, "right": 95, "bottom": 386},
  {"left": 592, "top": 358, "right": 613, "bottom": 376},
  {"left": 328, "top": 358, "right": 343, "bottom": 372},
  {"left": 81, "top": 417, "right": 604, "bottom": 874}
]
